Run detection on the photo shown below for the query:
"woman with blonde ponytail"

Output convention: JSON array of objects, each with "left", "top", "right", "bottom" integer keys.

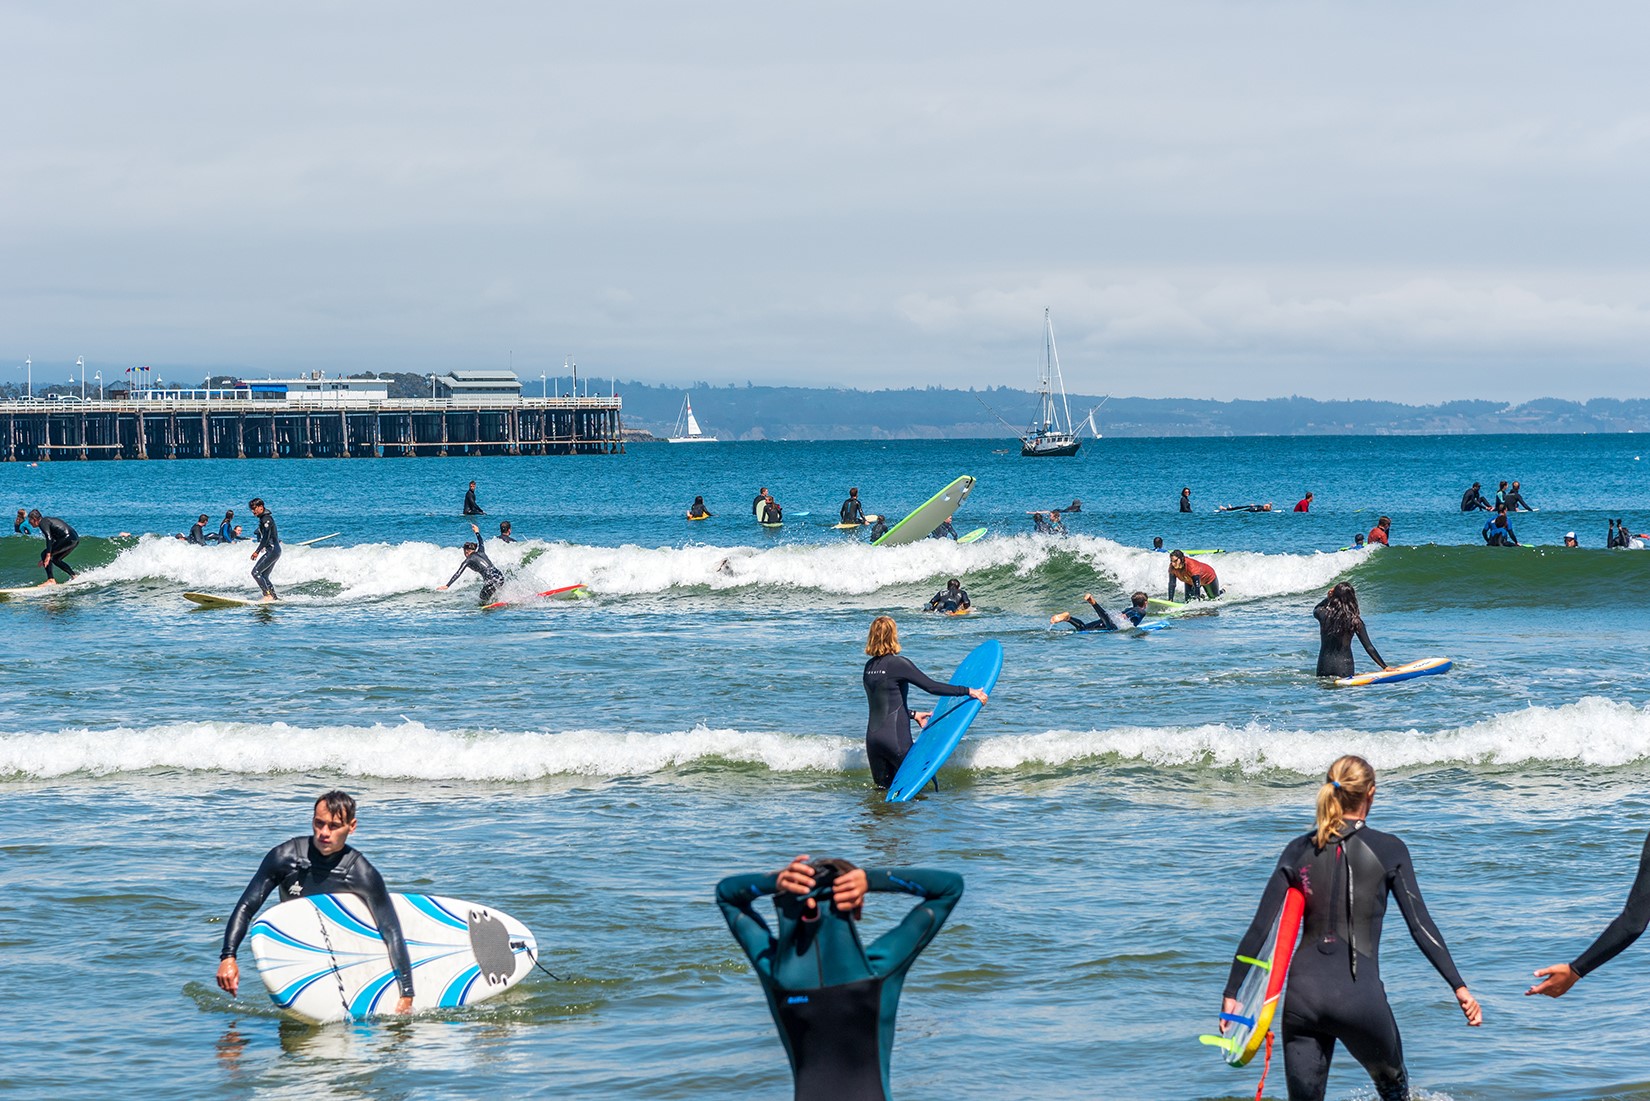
[{"left": 1220, "top": 755, "right": 1481, "bottom": 1100}]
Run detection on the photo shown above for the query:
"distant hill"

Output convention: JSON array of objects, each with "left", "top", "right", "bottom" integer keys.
[{"left": 618, "top": 382, "right": 1650, "bottom": 439}]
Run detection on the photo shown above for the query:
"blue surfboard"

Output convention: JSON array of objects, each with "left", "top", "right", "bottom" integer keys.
[{"left": 884, "top": 640, "right": 1003, "bottom": 803}]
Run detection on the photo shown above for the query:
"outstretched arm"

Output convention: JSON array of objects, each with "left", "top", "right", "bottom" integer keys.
[
  {"left": 864, "top": 868, "right": 965, "bottom": 976},
  {"left": 888, "top": 656, "right": 971, "bottom": 699},
  {"left": 1568, "top": 833, "right": 1650, "bottom": 981}
]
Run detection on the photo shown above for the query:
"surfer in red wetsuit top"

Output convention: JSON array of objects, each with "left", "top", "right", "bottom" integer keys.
[
  {"left": 1367, "top": 516, "right": 1391, "bottom": 545},
  {"left": 1294, "top": 492, "right": 1313, "bottom": 512},
  {"left": 1167, "top": 550, "right": 1220, "bottom": 601}
]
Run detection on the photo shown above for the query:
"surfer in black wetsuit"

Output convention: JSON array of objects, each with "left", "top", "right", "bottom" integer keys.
[
  {"left": 840, "top": 488, "right": 866, "bottom": 526},
  {"left": 753, "top": 487, "right": 769, "bottom": 517},
  {"left": 868, "top": 515, "right": 888, "bottom": 542},
  {"left": 716, "top": 855, "right": 964, "bottom": 1101},
  {"left": 1218, "top": 502, "right": 1274, "bottom": 512},
  {"left": 497, "top": 520, "right": 516, "bottom": 543},
  {"left": 28, "top": 510, "right": 79, "bottom": 582},
  {"left": 1065, "top": 498, "right": 1083, "bottom": 514},
  {"left": 179, "top": 514, "right": 210, "bottom": 545},
  {"left": 248, "top": 498, "right": 280, "bottom": 602},
  {"left": 216, "top": 790, "right": 414, "bottom": 1014},
  {"left": 928, "top": 516, "right": 958, "bottom": 540},
  {"left": 1180, "top": 487, "right": 1193, "bottom": 513},
  {"left": 1528, "top": 825, "right": 1650, "bottom": 1000},
  {"left": 1313, "top": 583, "right": 1386, "bottom": 678},
  {"left": 1504, "top": 480, "right": 1533, "bottom": 511},
  {"left": 761, "top": 496, "right": 783, "bottom": 524},
  {"left": 1221, "top": 756, "right": 1481, "bottom": 1101},
  {"left": 1051, "top": 593, "right": 1121, "bottom": 631},
  {"left": 463, "top": 480, "right": 484, "bottom": 515},
  {"left": 440, "top": 523, "right": 505, "bottom": 605},
  {"left": 925, "top": 578, "right": 970, "bottom": 613},
  {"left": 861, "top": 616, "right": 986, "bottom": 787},
  {"left": 1459, "top": 483, "right": 1490, "bottom": 512},
  {"left": 688, "top": 495, "right": 712, "bottom": 519}
]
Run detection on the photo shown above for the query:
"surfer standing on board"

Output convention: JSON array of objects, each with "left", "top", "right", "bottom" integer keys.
[
  {"left": 1220, "top": 756, "right": 1481, "bottom": 1101},
  {"left": 439, "top": 523, "right": 506, "bottom": 605},
  {"left": 216, "top": 790, "right": 414, "bottom": 1014},
  {"left": 862, "top": 616, "right": 986, "bottom": 787},
  {"left": 30, "top": 510, "right": 80, "bottom": 584},
  {"left": 248, "top": 498, "right": 280, "bottom": 602},
  {"left": 716, "top": 854, "right": 964, "bottom": 1101}
]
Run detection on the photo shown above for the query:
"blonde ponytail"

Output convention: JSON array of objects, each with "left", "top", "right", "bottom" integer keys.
[{"left": 1314, "top": 755, "right": 1376, "bottom": 850}]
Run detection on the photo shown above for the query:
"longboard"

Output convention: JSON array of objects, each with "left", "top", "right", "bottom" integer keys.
[
  {"left": 295, "top": 532, "right": 341, "bottom": 547},
  {"left": 885, "top": 639, "right": 1003, "bottom": 803},
  {"left": 482, "top": 583, "right": 590, "bottom": 610},
  {"left": 248, "top": 892, "right": 537, "bottom": 1023},
  {"left": 956, "top": 527, "right": 987, "bottom": 544},
  {"left": 1335, "top": 657, "right": 1452, "bottom": 688},
  {"left": 183, "top": 592, "right": 271, "bottom": 608},
  {"left": 0, "top": 583, "right": 79, "bottom": 599},
  {"left": 873, "top": 476, "right": 975, "bottom": 548}
]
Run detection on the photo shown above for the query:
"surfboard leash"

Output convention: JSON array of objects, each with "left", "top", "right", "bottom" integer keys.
[
  {"left": 1254, "top": 1030, "right": 1274, "bottom": 1101},
  {"left": 523, "top": 944, "right": 562, "bottom": 982},
  {"left": 316, "top": 910, "right": 351, "bottom": 1017}
]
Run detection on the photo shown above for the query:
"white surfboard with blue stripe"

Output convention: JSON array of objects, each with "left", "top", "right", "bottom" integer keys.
[{"left": 247, "top": 892, "right": 537, "bottom": 1022}]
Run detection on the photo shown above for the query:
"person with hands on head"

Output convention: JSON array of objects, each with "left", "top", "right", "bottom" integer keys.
[
  {"left": 1220, "top": 756, "right": 1480, "bottom": 1101},
  {"left": 862, "top": 616, "right": 987, "bottom": 788},
  {"left": 216, "top": 790, "right": 414, "bottom": 1015},
  {"left": 716, "top": 853, "right": 965, "bottom": 1101}
]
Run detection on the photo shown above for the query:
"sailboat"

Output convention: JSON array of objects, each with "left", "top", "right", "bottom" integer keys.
[
  {"left": 667, "top": 395, "right": 717, "bottom": 443},
  {"left": 1020, "top": 309, "right": 1081, "bottom": 457}
]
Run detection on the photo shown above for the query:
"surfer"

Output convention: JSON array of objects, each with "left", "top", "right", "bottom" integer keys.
[
  {"left": 13, "top": 508, "right": 31, "bottom": 535},
  {"left": 1493, "top": 480, "right": 1510, "bottom": 510},
  {"left": 752, "top": 487, "right": 768, "bottom": 517},
  {"left": 1482, "top": 513, "right": 1518, "bottom": 546},
  {"left": 28, "top": 510, "right": 79, "bottom": 583},
  {"left": 1180, "top": 487, "right": 1193, "bottom": 513},
  {"left": 1220, "top": 756, "right": 1481, "bottom": 1101},
  {"left": 248, "top": 498, "right": 280, "bottom": 602},
  {"left": 1351, "top": 533, "right": 1367, "bottom": 550},
  {"left": 1313, "top": 583, "right": 1387, "bottom": 678},
  {"left": 1367, "top": 517, "right": 1391, "bottom": 546},
  {"left": 1065, "top": 498, "right": 1083, "bottom": 513},
  {"left": 688, "top": 495, "right": 712, "bottom": 519},
  {"left": 497, "top": 520, "right": 516, "bottom": 543},
  {"left": 868, "top": 515, "right": 889, "bottom": 542},
  {"left": 178, "top": 514, "right": 211, "bottom": 545},
  {"left": 214, "top": 509, "right": 236, "bottom": 543},
  {"left": 929, "top": 515, "right": 958, "bottom": 540},
  {"left": 1294, "top": 492, "right": 1313, "bottom": 513},
  {"left": 926, "top": 578, "right": 971, "bottom": 613},
  {"left": 1218, "top": 503, "right": 1273, "bottom": 512},
  {"left": 1460, "top": 482, "right": 1491, "bottom": 511},
  {"left": 1152, "top": 537, "right": 1165, "bottom": 552},
  {"left": 1564, "top": 531, "right": 1580, "bottom": 547},
  {"left": 760, "top": 495, "right": 784, "bottom": 524},
  {"left": 862, "top": 616, "right": 987, "bottom": 787},
  {"left": 439, "top": 523, "right": 505, "bottom": 605},
  {"left": 1032, "top": 510, "right": 1066, "bottom": 535},
  {"left": 1051, "top": 593, "right": 1123, "bottom": 632},
  {"left": 463, "top": 480, "right": 484, "bottom": 515},
  {"left": 1505, "top": 480, "right": 1534, "bottom": 511},
  {"left": 216, "top": 790, "right": 414, "bottom": 1014},
  {"left": 716, "top": 854, "right": 964, "bottom": 1101},
  {"left": 840, "top": 488, "right": 867, "bottom": 525},
  {"left": 1167, "top": 550, "right": 1220, "bottom": 601}
]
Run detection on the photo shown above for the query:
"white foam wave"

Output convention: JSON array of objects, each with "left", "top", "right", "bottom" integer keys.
[{"left": 4, "top": 698, "right": 1648, "bottom": 781}]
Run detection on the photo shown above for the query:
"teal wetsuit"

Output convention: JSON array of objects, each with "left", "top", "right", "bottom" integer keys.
[{"left": 716, "top": 867, "right": 964, "bottom": 1101}]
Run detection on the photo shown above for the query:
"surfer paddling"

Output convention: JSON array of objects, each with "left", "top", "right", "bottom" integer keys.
[
  {"left": 862, "top": 616, "right": 986, "bottom": 788},
  {"left": 217, "top": 790, "right": 414, "bottom": 1014},
  {"left": 1052, "top": 592, "right": 1149, "bottom": 632},
  {"left": 439, "top": 523, "right": 506, "bottom": 605},
  {"left": 716, "top": 854, "right": 964, "bottom": 1101},
  {"left": 925, "top": 578, "right": 971, "bottom": 614}
]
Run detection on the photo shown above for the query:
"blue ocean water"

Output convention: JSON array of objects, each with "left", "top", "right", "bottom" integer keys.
[{"left": 3, "top": 434, "right": 1650, "bottom": 1100}]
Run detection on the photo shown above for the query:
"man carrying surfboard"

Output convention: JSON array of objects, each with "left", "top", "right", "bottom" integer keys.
[
  {"left": 217, "top": 790, "right": 414, "bottom": 1015},
  {"left": 716, "top": 854, "right": 964, "bottom": 1101},
  {"left": 862, "top": 616, "right": 986, "bottom": 787}
]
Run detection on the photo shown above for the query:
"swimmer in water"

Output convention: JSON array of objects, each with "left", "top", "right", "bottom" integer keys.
[
  {"left": 1180, "top": 487, "right": 1193, "bottom": 513},
  {"left": 1367, "top": 516, "right": 1391, "bottom": 546},
  {"left": 687, "top": 495, "right": 712, "bottom": 519},
  {"left": 463, "top": 480, "right": 484, "bottom": 515},
  {"left": 861, "top": 616, "right": 986, "bottom": 788},
  {"left": 497, "top": 520, "right": 516, "bottom": 543},
  {"left": 1152, "top": 537, "right": 1165, "bottom": 552},
  {"left": 1460, "top": 482, "right": 1491, "bottom": 512},
  {"left": 1218, "top": 503, "right": 1273, "bottom": 512},
  {"left": 1313, "top": 582, "right": 1386, "bottom": 678}
]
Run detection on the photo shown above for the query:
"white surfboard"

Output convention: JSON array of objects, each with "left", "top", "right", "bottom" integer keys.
[
  {"left": 295, "top": 532, "right": 341, "bottom": 547},
  {"left": 183, "top": 592, "right": 266, "bottom": 608},
  {"left": 0, "top": 582, "right": 82, "bottom": 599},
  {"left": 248, "top": 892, "right": 538, "bottom": 1023},
  {"left": 873, "top": 476, "right": 975, "bottom": 547}
]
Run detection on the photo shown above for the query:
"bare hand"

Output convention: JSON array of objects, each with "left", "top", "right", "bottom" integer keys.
[
  {"left": 830, "top": 868, "right": 868, "bottom": 912},
  {"left": 1527, "top": 963, "right": 1579, "bottom": 998},
  {"left": 436, "top": 585, "right": 449, "bottom": 591},
  {"left": 471, "top": 524, "right": 479, "bottom": 534},
  {"left": 776, "top": 855, "right": 815, "bottom": 896},
  {"left": 1456, "top": 986, "right": 1483, "bottom": 1025},
  {"left": 251, "top": 550, "right": 259, "bottom": 560},
  {"left": 1219, "top": 995, "right": 1240, "bottom": 1034},
  {"left": 394, "top": 995, "right": 414, "bottom": 1015},
  {"left": 912, "top": 710, "right": 932, "bottom": 728},
  {"left": 216, "top": 958, "right": 240, "bottom": 997},
  {"left": 969, "top": 688, "right": 989, "bottom": 704}
]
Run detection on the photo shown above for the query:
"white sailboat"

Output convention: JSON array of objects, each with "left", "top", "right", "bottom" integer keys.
[
  {"left": 667, "top": 395, "right": 717, "bottom": 443},
  {"left": 1021, "top": 309, "right": 1081, "bottom": 457}
]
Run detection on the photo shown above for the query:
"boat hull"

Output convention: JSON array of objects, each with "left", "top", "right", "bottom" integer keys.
[{"left": 1021, "top": 436, "right": 1080, "bottom": 457}]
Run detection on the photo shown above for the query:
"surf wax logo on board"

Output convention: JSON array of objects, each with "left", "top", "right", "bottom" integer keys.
[{"left": 467, "top": 909, "right": 514, "bottom": 985}]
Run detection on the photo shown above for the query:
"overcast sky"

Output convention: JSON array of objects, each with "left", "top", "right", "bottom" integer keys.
[{"left": 5, "top": 1, "right": 1650, "bottom": 401}]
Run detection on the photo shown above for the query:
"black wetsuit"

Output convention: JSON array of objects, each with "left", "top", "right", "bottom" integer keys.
[
  {"left": 689, "top": 503, "right": 711, "bottom": 519},
  {"left": 1482, "top": 518, "right": 1517, "bottom": 546},
  {"left": 716, "top": 867, "right": 963, "bottom": 1101},
  {"left": 928, "top": 519, "right": 958, "bottom": 540},
  {"left": 498, "top": 530, "right": 516, "bottom": 543},
  {"left": 463, "top": 487, "right": 483, "bottom": 515},
  {"left": 868, "top": 518, "right": 888, "bottom": 542},
  {"left": 447, "top": 533, "right": 505, "bottom": 604},
  {"left": 862, "top": 655, "right": 971, "bottom": 787},
  {"left": 1062, "top": 596, "right": 1121, "bottom": 632},
  {"left": 37, "top": 516, "right": 79, "bottom": 579},
  {"left": 1504, "top": 488, "right": 1532, "bottom": 512},
  {"left": 221, "top": 836, "right": 414, "bottom": 1003},
  {"left": 762, "top": 501, "right": 783, "bottom": 524},
  {"left": 1226, "top": 823, "right": 1465, "bottom": 1101},
  {"left": 926, "top": 586, "right": 969, "bottom": 613},
  {"left": 1180, "top": 493, "right": 1192, "bottom": 513},
  {"left": 186, "top": 521, "right": 208, "bottom": 546},
  {"left": 840, "top": 498, "right": 866, "bottom": 525},
  {"left": 1568, "top": 830, "right": 1650, "bottom": 981},
  {"left": 1122, "top": 605, "right": 1147, "bottom": 626},
  {"left": 1313, "top": 599, "right": 1386, "bottom": 678},
  {"left": 1459, "top": 486, "right": 1489, "bottom": 512},
  {"left": 251, "top": 510, "right": 280, "bottom": 597},
  {"left": 217, "top": 519, "right": 235, "bottom": 543}
]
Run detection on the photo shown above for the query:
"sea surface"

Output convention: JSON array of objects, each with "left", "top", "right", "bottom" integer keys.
[{"left": 3, "top": 434, "right": 1650, "bottom": 1100}]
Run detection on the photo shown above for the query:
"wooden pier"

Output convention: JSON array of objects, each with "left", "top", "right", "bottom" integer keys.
[{"left": 0, "top": 397, "right": 625, "bottom": 461}]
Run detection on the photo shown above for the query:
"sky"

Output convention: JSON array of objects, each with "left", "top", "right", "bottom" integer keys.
[{"left": 4, "top": 1, "right": 1650, "bottom": 402}]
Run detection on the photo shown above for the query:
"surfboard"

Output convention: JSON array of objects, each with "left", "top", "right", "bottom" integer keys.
[
  {"left": 942, "top": 606, "right": 973, "bottom": 617},
  {"left": 1200, "top": 886, "right": 1305, "bottom": 1066},
  {"left": 759, "top": 521, "right": 784, "bottom": 529},
  {"left": 873, "top": 476, "right": 975, "bottom": 548},
  {"left": 1145, "top": 596, "right": 1224, "bottom": 617},
  {"left": 0, "top": 583, "right": 78, "bottom": 599},
  {"left": 1334, "top": 657, "right": 1452, "bottom": 688},
  {"left": 686, "top": 513, "right": 712, "bottom": 521},
  {"left": 832, "top": 522, "right": 864, "bottom": 530},
  {"left": 956, "top": 527, "right": 987, "bottom": 544},
  {"left": 296, "top": 533, "right": 341, "bottom": 547},
  {"left": 884, "top": 639, "right": 1002, "bottom": 803},
  {"left": 183, "top": 592, "right": 268, "bottom": 608},
  {"left": 247, "top": 892, "right": 537, "bottom": 1024},
  {"left": 482, "top": 583, "right": 590, "bottom": 610},
  {"left": 1183, "top": 549, "right": 1224, "bottom": 556}
]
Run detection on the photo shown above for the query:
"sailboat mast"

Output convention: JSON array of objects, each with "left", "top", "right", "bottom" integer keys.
[{"left": 1046, "top": 313, "right": 1074, "bottom": 431}]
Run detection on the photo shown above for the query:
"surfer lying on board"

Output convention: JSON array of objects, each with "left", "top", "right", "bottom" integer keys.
[
  {"left": 1218, "top": 502, "right": 1273, "bottom": 512},
  {"left": 1527, "top": 819, "right": 1650, "bottom": 1000},
  {"left": 926, "top": 578, "right": 970, "bottom": 613},
  {"left": 1167, "top": 550, "right": 1220, "bottom": 601},
  {"left": 688, "top": 495, "right": 712, "bottom": 519},
  {"left": 1050, "top": 592, "right": 1136, "bottom": 632},
  {"left": 1221, "top": 756, "right": 1481, "bottom": 1101},
  {"left": 840, "top": 488, "right": 866, "bottom": 525},
  {"left": 248, "top": 498, "right": 280, "bottom": 602},
  {"left": 1314, "top": 583, "right": 1387, "bottom": 678},
  {"left": 439, "top": 523, "right": 506, "bottom": 605},
  {"left": 29, "top": 510, "right": 79, "bottom": 583},
  {"left": 716, "top": 855, "right": 964, "bottom": 1101},
  {"left": 863, "top": 616, "right": 987, "bottom": 788},
  {"left": 13, "top": 508, "right": 31, "bottom": 535},
  {"left": 217, "top": 790, "right": 414, "bottom": 1014}
]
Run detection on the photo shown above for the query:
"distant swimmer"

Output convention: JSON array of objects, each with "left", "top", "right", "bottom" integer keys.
[
  {"left": 1218, "top": 503, "right": 1273, "bottom": 512},
  {"left": 28, "top": 510, "right": 79, "bottom": 584},
  {"left": 248, "top": 498, "right": 280, "bottom": 602},
  {"left": 926, "top": 578, "right": 970, "bottom": 613},
  {"left": 1313, "top": 582, "right": 1386, "bottom": 678},
  {"left": 928, "top": 515, "right": 958, "bottom": 540},
  {"left": 1483, "top": 513, "right": 1519, "bottom": 547},
  {"left": 752, "top": 486, "right": 769, "bottom": 517},
  {"left": 1294, "top": 492, "right": 1314, "bottom": 513},
  {"left": 1180, "top": 486, "right": 1193, "bottom": 513},
  {"left": 716, "top": 854, "right": 964, "bottom": 1101},
  {"left": 1367, "top": 516, "right": 1391, "bottom": 546},
  {"left": 497, "top": 520, "right": 516, "bottom": 543},
  {"left": 1460, "top": 482, "right": 1491, "bottom": 511},
  {"left": 13, "top": 508, "right": 31, "bottom": 535},
  {"left": 216, "top": 790, "right": 413, "bottom": 1015},
  {"left": 1220, "top": 757, "right": 1481, "bottom": 1101},
  {"left": 687, "top": 495, "right": 712, "bottom": 519},
  {"left": 1351, "top": 532, "right": 1367, "bottom": 549},
  {"left": 178, "top": 514, "right": 211, "bottom": 545},
  {"left": 463, "top": 480, "right": 484, "bottom": 516},
  {"left": 215, "top": 509, "right": 236, "bottom": 543},
  {"left": 1052, "top": 591, "right": 1148, "bottom": 631},
  {"left": 1505, "top": 480, "right": 1534, "bottom": 512},
  {"left": 1167, "top": 549, "right": 1220, "bottom": 601},
  {"left": 1563, "top": 531, "right": 1579, "bottom": 547},
  {"left": 839, "top": 488, "right": 867, "bottom": 526},
  {"left": 1152, "top": 536, "right": 1165, "bottom": 552},
  {"left": 1064, "top": 498, "right": 1083, "bottom": 514},
  {"left": 868, "top": 515, "right": 889, "bottom": 542},
  {"left": 1032, "top": 510, "right": 1066, "bottom": 535},
  {"left": 759, "top": 494, "right": 784, "bottom": 524},
  {"left": 439, "top": 523, "right": 505, "bottom": 605},
  {"left": 862, "top": 615, "right": 986, "bottom": 787}
]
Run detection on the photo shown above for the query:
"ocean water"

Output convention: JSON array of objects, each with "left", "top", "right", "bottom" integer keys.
[{"left": 3, "top": 434, "right": 1650, "bottom": 1100}]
